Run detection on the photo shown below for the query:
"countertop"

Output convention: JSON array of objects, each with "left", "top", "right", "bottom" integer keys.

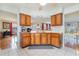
[{"left": 20, "top": 31, "right": 63, "bottom": 33}]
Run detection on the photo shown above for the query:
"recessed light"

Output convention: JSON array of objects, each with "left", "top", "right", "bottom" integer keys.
[{"left": 40, "top": 3, "right": 47, "bottom": 6}]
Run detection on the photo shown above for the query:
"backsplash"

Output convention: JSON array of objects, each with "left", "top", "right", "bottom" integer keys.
[
  {"left": 31, "top": 23, "right": 51, "bottom": 31},
  {"left": 21, "top": 26, "right": 31, "bottom": 32}
]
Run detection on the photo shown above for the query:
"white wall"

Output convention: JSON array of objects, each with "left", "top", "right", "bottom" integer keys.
[
  {"left": 0, "top": 10, "right": 17, "bottom": 22},
  {"left": 31, "top": 16, "right": 63, "bottom": 33},
  {"left": 0, "top": 10, "right": 18, "bottom": 32},
  {"left": 0, "top": 20, "right": 2, "bottom": 32},
  {"left": 31, "top": 17, "right": 50, "bottom": 24},
  {"left": 64, "top": 4, "right": 79, "bottom": 15}
]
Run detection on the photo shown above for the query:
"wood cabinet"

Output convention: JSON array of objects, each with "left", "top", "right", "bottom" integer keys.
[
  {"left": 0, "top": 32, "right": 2, "bottom": 40},
  {"left": 20, "top": 33, "right": 31, "bottom": 48},
  {"left": 51, "top": 33, "right": 61, "bottom": 47},
  {"left": 47, "top": 33, "right": 51, "bottom": 44},
  {"left": 26, "top": 15, "right": 31, "bottom": 26},
  {"left": 20, "top": 14, "right": 26, "bottom": 26},
  {"left": 51, "top": 15, "right": 56, "bottom": 26},
  {"left": 51, "top": 13, "right": 62, "bottom": 26},
  {"left": 20, "top": 33, "right": 61, "bottom": 48},
  {"left": 41, "top": 33, "right": 47, "bottom": 44},
  {"left": 20, "top": 13, "right": 31, "bottom": 26},
  {"left": 35, "top": 33, "right": 41, "bottom": 45},
  {"left": 56, "top": 13, "right": 62, "bottom": 25},
  {"left": 31, "top": 33, "right": 35, "bottom": 45}
]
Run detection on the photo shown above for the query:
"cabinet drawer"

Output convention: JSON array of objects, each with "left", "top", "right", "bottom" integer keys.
[
  {"left": 41, "top": 33, "right": 47, "bottom": 36},
  {"left": 52, "top": 33, "right": 59, "bottom": 37},
  {"left": 21, "top": 33, "right": 31, "bottom": 37}
]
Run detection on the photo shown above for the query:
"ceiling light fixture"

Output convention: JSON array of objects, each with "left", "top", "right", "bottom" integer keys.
[
  {"left": 39, "top": 0, "right": 52, "bottom": 6},
  {"left": 39, "top": 0, "right": 48, "bottom": 6},
  {"left": 40, "top": 3, "right": 47, "bottom": 6}
]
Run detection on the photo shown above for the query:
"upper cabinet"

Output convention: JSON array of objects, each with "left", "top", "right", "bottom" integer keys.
[
  {"left": 26, "top": 15, "right": 31, "bottom": 26},
  {"left": 51, "top": 15, "right": 56, "bottom": 26},
  {"left": 56, "top": 13, "right": 62, "bottom": 25},
  {"left": 20, "top": 13, "right": 31, "bottom": 26},
  {"left": 51, "top": 13, "right": 62, "bottom": 26},
  {"left": 20, "top": 14, "right": 26, "bottom": 26}
]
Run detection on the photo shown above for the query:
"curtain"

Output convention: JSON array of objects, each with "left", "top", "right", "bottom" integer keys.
[{"left": 10, "top": 22, "right": 12, "bottom": 36}]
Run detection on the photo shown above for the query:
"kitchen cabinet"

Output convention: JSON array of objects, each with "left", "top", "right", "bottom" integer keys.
[
  {"left": 51, "top": 13, "right": 62, "bottom": 26},
  {"left": 47, "top": 33, "right": 51, "bottom": 44},
  {"left": 26, "top": 15, "right": 31, "bottom": 26},
  {"left": 35, "top": 33, "right": 41, "bottom": 45},
  {"left": 41, "top": 33, "right": 47, "bottom": 44},
  {"left": 20, "top": 33, "right": 61, "bottom": 48},
  {"left": 20, "top": 14, "right": 26, "bottom": 26},
  {"left": 0, "top": 32, "right": 2, "bottom": 40},
  {"left": 20, "top": 13, "right": 31, "bottom": 26},
  {"left": 51, "top": 15, "right": 56, "bottom": 26},
  {"left": 51, "top": 33, "right": 61, "bottom": 47},
  {"left": 20, "top": 33, "right": 31, "bottom": 48},
  {"left": 56, "top": 13, "right": 62, "bottom": 25},
  {"left": 31, "top": 33, "right": 35, "bottom": 45}
]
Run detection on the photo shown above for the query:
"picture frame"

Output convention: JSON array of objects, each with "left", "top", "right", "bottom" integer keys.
[{"left": 3, "top": 22, "right": 10, "bottom": 29}]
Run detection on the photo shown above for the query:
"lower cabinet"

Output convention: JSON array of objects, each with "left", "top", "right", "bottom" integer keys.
[
  {"left": 47, "top": 33, "right": 51, "bottom": 44},
  {"left": 20, "top": 33, "right": 31, "bottom": 48},
  {"left": 21, "top": 33, "right": 61, "bottom": 48},
  {"left": 51, "top": 33, "right": 61, "bottom": 47},
  {"left": 35, "top": 33, "right": 41, "bottom": 45},
  {"left": 0, "top": 32, "right": 2, "bottom": 40},
  {"left": 21, "top": 37, "right": 30, "bottom": 48},
  {"left": 31, "top": 33, "right": 35, "bottom": 45},
  {"left": 41, "top": 33, "right": 47, "bottom": 44}
]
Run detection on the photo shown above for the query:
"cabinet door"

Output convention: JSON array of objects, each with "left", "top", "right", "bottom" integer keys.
[
  {"left": 41, "top": 33, "right": 47, "bottom": 44},
  {"left": 56, "top": 13, "right": 62, "bottom": 25},
  {"left": 20, "top": 14, "right": 26, "bottom": 26},
  {"left": 47, "top": 33, "right": 51, "bottom": 44},
  {"left": 35, "top": 33, "right": 40, "bottom": 45},
  {"left": 21, "top": 37, "right": 30, "bottom": 47},
  {"left": 0, "top": 32, "right": 2, "bottom": 40},
  {"left": 31, "top": 33, "right": 35, "bottom": 45},
  {"left": 51, "top": 34, "right": 61, "bottom": 47},
  {"left": 51, "top": 15, "right": 56, "bottom": 26},
  {"left": 26, "top": 15, "right": 31, "bottom": 26}
]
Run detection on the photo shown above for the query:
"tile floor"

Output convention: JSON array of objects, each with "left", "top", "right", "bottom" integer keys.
[
  {"left": 0, "top": 47, "right": 78, "bottom": 56},
  {"left": 0, "top": 36, "right": 79, "bottom": 56}
]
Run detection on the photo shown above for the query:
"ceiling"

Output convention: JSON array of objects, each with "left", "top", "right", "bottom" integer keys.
[
  {"left": 0, "top": 3, "right": 77, "bottom": 18},
  {"left": 65, "top": 10, "right": 79, "bottom": 22}
]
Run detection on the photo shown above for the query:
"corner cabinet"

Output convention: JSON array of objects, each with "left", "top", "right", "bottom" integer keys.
[
  {"left": 51, "top": 33, "right": 61, "bottom": 47},
  {"left": 20, "top": 13, "right": 31, "bottom": 26},
  {"left": 51, "top": 13, "right": 62, "bottom": 26},
  {"left": 20, "top": 33, "right": 31, "bottom": 48}
]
